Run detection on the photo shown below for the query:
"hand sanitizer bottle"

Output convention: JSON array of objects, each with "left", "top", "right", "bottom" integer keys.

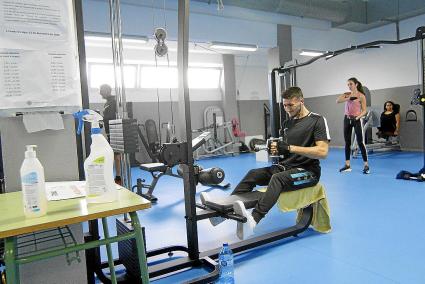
[{"left": 20, "top": 145, "right": 47, "bottom": 218}]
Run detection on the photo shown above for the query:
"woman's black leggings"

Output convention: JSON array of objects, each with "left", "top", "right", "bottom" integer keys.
[{"left": 344, "top": 116, "right": 368, "bottom": 162}]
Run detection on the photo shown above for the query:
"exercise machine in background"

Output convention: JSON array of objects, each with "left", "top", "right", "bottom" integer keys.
[
  {"left": 397, "top": 28, "right": 425, "bottom": 181},
  {"left": 352, "top": 106, "right": 401, "bottom": 158},
  {"left": 134, "top": 131, "right": 230, "bottom": 202},
  {"left": 397, "top": 88, "right": 425, "bottom": 181},
  {"left": 269, "top": 26, "right": 425, "bottom": 182},
  {"left": 193, "top": 106, "right": 238, "bottom": 159}
]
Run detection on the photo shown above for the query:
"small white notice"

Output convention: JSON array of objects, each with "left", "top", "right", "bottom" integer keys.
[
  {"left": 45, "top": 181, "right": 123, "bottom": 201},
  {"left": 45, "top": 181, "right": 87, "bottom": 201}
]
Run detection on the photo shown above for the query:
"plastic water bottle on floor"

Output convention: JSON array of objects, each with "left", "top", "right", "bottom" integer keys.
[{"left": 218, "top": 243, "right": 234, "bottom": 284}]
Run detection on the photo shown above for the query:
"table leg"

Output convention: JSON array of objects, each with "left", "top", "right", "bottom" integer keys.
[
  {"left": 129, "top": 211, "right": 149, "bottom": 283},
  {"left": 101, "top": 218, "right": 117, "bottom": 284},
  {"left": 4, "top": 237, "right": 19, "bottom": 284}
]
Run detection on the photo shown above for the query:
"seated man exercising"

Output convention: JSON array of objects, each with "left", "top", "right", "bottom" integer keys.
[{"left": 201, "top": 87, "right": 330, "bottom": 240}]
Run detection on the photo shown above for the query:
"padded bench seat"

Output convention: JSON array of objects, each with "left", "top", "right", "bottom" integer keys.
[{"left": 139, "top": 162, "right": 168, "bottom": 173}]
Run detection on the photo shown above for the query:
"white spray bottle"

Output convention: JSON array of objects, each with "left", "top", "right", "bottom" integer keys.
[
  {"left": 20, "top": 145, "right": 47, "bottom": 218},
  {"left": 74, "top": 110, "right": 117, "bottom": 203}
]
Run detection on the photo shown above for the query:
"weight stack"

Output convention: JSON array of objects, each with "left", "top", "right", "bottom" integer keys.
[
  {"left": 109, "top": 119, "right": 139, "bottom": 154},
  {"left": 116, "top": 218, "right": 146, "bottom": 279}
]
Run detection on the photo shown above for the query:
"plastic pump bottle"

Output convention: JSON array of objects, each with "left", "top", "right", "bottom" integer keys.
[
  {"left": 20, "top": 145, "right": 47, "bottom": 218},
  {"left": 74, "top": 110, "right": 117, "bottom": 203}
]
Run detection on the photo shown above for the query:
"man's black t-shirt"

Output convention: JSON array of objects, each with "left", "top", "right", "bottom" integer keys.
[
  {"left": 280, "top": 112, "right": 330, "bottom": 177},
  {"left": 103, "top": 96, "right": 117, "bottom": 136}
]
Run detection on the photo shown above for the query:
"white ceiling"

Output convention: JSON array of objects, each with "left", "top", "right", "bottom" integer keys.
[{"left": 191, "top": 0, "right": 425, "bottom": 32}]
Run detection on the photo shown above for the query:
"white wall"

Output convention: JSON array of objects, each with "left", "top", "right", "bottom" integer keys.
[
  {"left": 297, "top": 42, "right": 420, "bottom": 98},
  {"left": 235, "top": 65, "right": 269, "bottom": 101},
  {"left": 296, "top": 13, "right": 425, "bottom": 98},
  {"left": 358, "top": 14, "right": 425, "bottom": 43},
  {"left": 234, "top": 52, "right": 269, "bottom": 101},
  {"left": 292, "top": 26, "right": 359, "bottom": 52}
]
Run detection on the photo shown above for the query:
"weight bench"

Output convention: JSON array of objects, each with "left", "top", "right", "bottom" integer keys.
[
  {"left": 135, "top": 131, "right": 230, "bottom": 203},
  {"left": 136, "top": 162, "right": 230, "bottom": 203},
  {"left": 134, "top": 132, "right": 212, "bottom": 202},
  {"left": 134, "top": 163, "right": 180, "bottom": 202}
]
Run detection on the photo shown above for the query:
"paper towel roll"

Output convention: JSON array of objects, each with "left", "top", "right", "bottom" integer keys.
[{"left": 23, "top": 112, "right": 64, "bottom": 133}]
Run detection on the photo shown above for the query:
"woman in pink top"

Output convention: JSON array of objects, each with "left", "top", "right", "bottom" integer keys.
[{"left": 336, "top": 77, "right": 369, "bottom": 174}]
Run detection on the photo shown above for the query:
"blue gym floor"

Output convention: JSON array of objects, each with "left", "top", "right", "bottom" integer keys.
[{"left": 94, "top": 148, "right": 424, "bottom": 283}]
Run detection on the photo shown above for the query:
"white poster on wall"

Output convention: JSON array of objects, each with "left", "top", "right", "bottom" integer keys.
[{"left": 0, "top": 0, "right": 81, "bottom": 113}]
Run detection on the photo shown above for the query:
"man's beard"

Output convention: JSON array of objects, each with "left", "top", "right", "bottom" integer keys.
[{"left": 289, "top": 105, "right": 302, "bottom": 119}]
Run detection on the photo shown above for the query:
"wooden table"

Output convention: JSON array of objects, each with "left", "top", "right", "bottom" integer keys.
[{"left": 0, "top": 186, "right": 151, "bottom": 284}]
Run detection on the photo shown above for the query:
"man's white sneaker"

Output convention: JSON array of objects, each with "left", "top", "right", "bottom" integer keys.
[
  {"left": 233, "top": 200, "right": 256, "bottom": 240},
  {"left": 200, "top": 192, "right": 226, "bottom": 226}
]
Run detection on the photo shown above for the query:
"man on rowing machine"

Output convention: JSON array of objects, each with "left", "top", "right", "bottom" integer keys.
[{"left": 201, "top": 87, "right": 331, "bottom": 240}]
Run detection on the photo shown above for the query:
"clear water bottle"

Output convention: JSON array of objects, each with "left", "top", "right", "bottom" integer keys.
[{"left": 218, "top": 243, "right": 234, "bottom": 284}]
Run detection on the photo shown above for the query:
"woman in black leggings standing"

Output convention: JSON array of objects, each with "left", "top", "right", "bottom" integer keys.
[{"left": 336, "top": 77, "right": 370, "bottom": 174}]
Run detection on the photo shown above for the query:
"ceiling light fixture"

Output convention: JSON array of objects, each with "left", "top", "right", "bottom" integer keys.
[
  {"left": 299, "top": 49, "right": 325, "bottom": 57},
  {"left": 84, "top": 32, "right": 148, "bottom": 45},
  {"left": 209, "top": 41, "right": 258, "bottom": 52}
]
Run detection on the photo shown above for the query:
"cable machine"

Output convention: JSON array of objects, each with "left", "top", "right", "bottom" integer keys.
[
  {"left": 270, "top": 27, "right": 425, "bottom": 174},
  {"left": 85, "top": 1, "right": 314, "bottom": 283}
]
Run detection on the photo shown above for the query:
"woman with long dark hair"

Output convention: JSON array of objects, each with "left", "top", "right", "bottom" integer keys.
[
  {"left": 336, "top": 77, "right": 370, "bottom": 174},
  {"left": 377, "top": 101, "right": 400, "bottom": 139}
]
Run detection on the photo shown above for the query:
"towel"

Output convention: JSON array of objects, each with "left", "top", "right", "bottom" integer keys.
[
  {"left": 259, "top": 183, "right": 331, "bottom": 233},
  {"left": 22, "top": 112, "right": 64, "bottom": 133}
]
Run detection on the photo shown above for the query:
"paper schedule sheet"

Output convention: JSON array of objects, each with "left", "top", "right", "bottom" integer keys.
[{"left": 0, "top": 0, "right": 82, "bottom": 111}]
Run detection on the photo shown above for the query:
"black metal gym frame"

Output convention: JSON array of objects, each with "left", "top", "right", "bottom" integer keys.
[
  {"left": 136, "top": 1, "right": 313, "bottom": 283},
  {"left": 420, "top": 30, "right": 425, "bottom": 173},
  {"left": 73, "top": 0, "right": 111, "bottom": 283},
  {"left": 73, "top": 0, "right": 112, "bottom": 283},
  {"left": 270, "top": 27, "right": 425, "bottom": 171},
  {"left": 82, "top": 1, "right": 312, "bottom": 283}
]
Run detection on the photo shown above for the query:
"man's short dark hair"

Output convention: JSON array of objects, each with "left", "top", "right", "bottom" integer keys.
[
  {"left": 282, "top": 87, "right": 304, "bottom": 100},
  {"left": 100, "top": 84, "right": 112, "bottom": 94}
]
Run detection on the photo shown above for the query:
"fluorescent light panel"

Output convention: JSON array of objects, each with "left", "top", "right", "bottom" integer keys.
[
  {"left": 299, "top": 50, "right": 324, "bottom": 57},
  {"left": 209, "top": 41, "right": 258, "bottom": 52},
  {"left": 84, "top": 33, "right": 148, "bottom": 45}
]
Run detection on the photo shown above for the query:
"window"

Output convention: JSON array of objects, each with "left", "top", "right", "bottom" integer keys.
[
  {"left": 140, "top": 66, "right": 178, "bottom": 88},
  {"left": 188, "top": 68, "right": 221, "bottom": 89},
  {"left": 140, "top": 66, "right": 221, "bottom": 89},
  {"left": 89, "top": 64, "right": 137, "bottom": 88}
]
